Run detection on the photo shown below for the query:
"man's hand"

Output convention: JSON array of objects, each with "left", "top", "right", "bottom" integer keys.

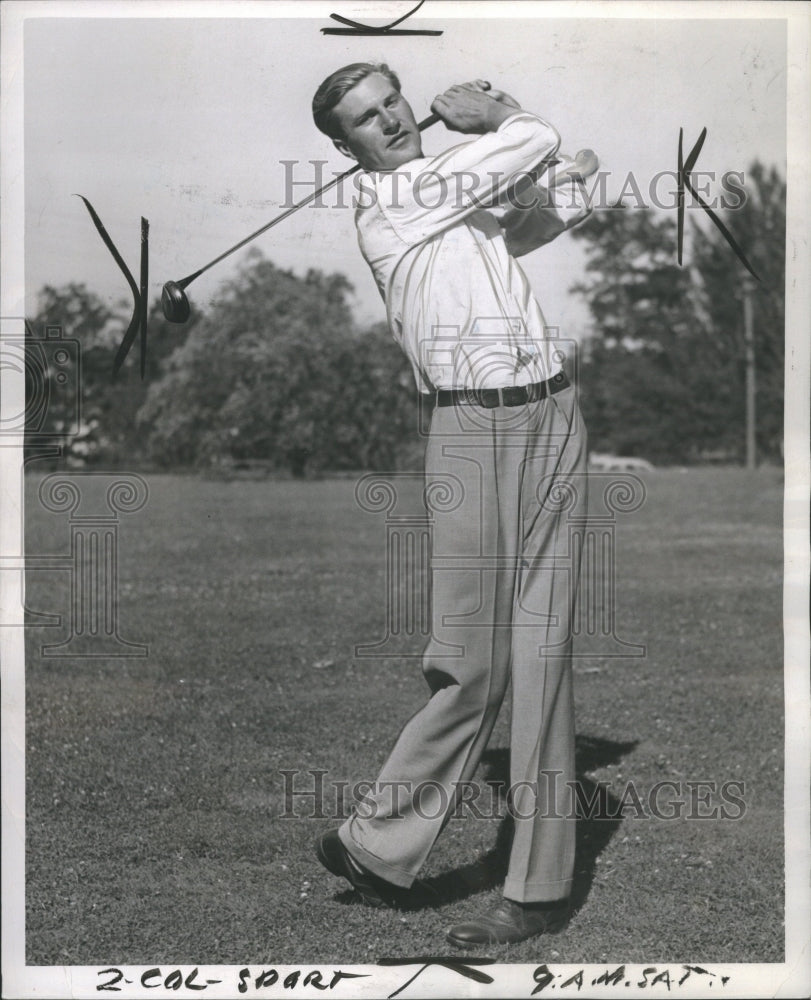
[
  {"left": 431, "top": 81, "right": 521, "bottom": 135},
  {"left": 546, "top": 149, "right": 600, "bottom": 188},
  {"left": 460, "top": 79, "right": 521, "bottom": 110}
]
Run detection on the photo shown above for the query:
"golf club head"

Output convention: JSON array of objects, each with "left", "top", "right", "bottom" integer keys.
[{"left": 161, "top": 281, "right": 191, "bottom": 324}]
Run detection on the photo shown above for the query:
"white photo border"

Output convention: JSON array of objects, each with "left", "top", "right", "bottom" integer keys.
[{"left": 2, "top": 2, "right": 809, "bottom": 998}]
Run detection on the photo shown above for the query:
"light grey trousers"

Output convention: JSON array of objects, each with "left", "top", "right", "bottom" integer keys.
[{"left": 340, "top": 386, "right": 588, "bottom": 903}]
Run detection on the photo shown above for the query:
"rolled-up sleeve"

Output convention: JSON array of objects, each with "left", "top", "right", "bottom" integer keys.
[{"left": 373, "top": 112, "right": 561, "bottom": 246}]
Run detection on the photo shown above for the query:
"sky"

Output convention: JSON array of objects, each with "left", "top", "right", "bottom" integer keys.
[{"left": 21, "top": 5, "right": 787, "bottom": 341}]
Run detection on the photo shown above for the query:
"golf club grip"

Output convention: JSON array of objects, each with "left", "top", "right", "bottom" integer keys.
[{"left": 180, "top": 112, "right": 443, "bottom": 287}]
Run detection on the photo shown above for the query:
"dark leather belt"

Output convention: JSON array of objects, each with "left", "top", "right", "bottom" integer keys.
[{"left": 436, "top": 370, "right": 570, "bottom": 408}]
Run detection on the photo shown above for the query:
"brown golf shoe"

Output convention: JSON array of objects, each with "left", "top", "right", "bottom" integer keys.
[{"left": 446, "top": 898, "right": 569, "bottom": 948}]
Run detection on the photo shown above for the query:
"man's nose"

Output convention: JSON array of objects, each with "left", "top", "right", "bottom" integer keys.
[{"left": 380, "top": 109, "right": 399, "bottom": 132}]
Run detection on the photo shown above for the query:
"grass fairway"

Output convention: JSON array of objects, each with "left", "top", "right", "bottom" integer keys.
[{"left": 24, "top": 467, "right": 784, "bottom": 966}]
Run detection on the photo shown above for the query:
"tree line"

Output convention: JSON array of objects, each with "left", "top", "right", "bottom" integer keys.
[
  {"left": 571, "top": 161, "right": 784, "bottom": 464},
  {"left": 25, "top": 161, "right": 784, "bottom": 473}
]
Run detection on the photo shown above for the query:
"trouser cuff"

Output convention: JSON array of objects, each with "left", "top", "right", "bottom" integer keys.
[
  {"left": 503, "top": 876, "right": 573, "bottom": 904},
  {"left": 337, "top": 826, "right": 415, "bottom": 888}
]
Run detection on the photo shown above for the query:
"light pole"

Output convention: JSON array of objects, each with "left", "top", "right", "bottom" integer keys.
[{"left": 742, "top": 274, "right": 757, "bottom": 469}]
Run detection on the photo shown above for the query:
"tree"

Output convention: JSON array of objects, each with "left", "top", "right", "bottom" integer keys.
[
  {"left": 138, "top": 251, "right": 417, "bottom": 475},
  {"left": 329, "top": 321, "right": 421, "bottom": 470},
  {"left": 569, "top": 162, "right": 785, "bottom": 463},
  {"left": 26, "top": 283, "right": 198, "bottom": 465},
  {"left": 690, "top": 162, "right": 785, "bottom": 460}
]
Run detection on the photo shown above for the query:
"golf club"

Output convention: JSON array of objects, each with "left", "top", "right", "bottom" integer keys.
[{"left": 161, "top": 109, "right": 447, "bottom": 323}]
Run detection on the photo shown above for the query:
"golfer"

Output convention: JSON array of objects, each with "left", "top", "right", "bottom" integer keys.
[{"left": 312, "top": 63, "right": 595, "bottom": 947}]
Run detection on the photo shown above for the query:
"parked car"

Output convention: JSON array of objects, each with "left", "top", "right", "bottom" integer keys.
[{"left": 588, "top": 452, "right": 655, "bottom": 472}]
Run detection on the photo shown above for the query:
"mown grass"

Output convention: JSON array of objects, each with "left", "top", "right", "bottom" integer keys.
[{"left": 24, "top": 466, "right": 784, "bottom": 966}]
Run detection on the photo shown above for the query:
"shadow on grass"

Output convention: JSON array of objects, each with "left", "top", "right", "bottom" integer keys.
[{"left": 332, "top": 733, "right": 637, "bottom": 911}]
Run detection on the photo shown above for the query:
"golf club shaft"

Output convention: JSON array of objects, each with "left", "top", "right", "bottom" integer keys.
[{"left": 176, "top": 111, "right": 442, "bottom": 290}]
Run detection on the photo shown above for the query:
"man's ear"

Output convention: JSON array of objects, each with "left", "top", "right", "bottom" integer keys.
[{"left": 333, "top": 137, "right": 356, "bottom": 161}]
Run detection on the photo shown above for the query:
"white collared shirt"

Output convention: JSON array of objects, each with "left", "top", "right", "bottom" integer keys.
[{"left": 354, "top": 111, "right": 592, "bottom": 393}]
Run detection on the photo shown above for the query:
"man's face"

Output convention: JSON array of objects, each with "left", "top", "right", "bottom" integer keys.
[{"left": 331, "top": 73, "right": 422, "bottom": 171}]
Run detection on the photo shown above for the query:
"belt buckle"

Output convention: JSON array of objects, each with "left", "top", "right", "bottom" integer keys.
[{"left": 502, "top": 385, "right": 528, "bottom": 407}]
